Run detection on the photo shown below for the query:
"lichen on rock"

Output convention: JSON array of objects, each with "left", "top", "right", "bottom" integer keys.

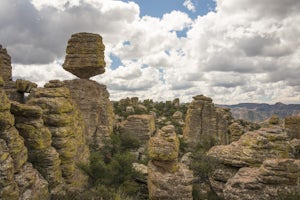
[
  {"left": 148, "top": 125, "right": 193, "bottom": 199},
  {"left": 63, "top": 32, "right": 106, "bottom": 79}
]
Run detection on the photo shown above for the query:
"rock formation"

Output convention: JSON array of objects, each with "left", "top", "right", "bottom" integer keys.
[
  {"left": 0, "top": 76, "right": 50, "bottom": 199},
  {"left": 64, "top": 79, "right": 114, "bottom": 148},
  {"left": 183, "top": 95, "right": 233, "bottom": 150},
  {"left": 0, "top": 45, "right": 12, "bottom": 82},
  {"left": 11, "top": 101, "right": 63, "bottom": 194},
  {"left": 27, "top": 80, "right": 89, "bottom": 190},
  {"left": 63, "top": 32, "right": 106, "bottom": 79},
  {"left": 0, "top": 33, "right": 113, "bottom": 199},
  {"left": 223, "top": 158, "right": 300, "bottom": 200},
  {"left": 207, "top": 121, "right": 300, "bottom": 199},
  {"left": 120, "top": 114, "right": 155, "bottom": 145},
  {"left": 148, "top": 125, "right": 193, "bottom": 199},
  {"left": 285, "top": 115, "right": 300, "bottom": 139}
]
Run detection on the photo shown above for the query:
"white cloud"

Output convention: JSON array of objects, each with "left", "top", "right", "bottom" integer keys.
[
  {"left": 1, "top": 0, "right": 300, "bottom": 104},
  {"left": 183, "top": 0, "right": 196, "bottom": 12}
]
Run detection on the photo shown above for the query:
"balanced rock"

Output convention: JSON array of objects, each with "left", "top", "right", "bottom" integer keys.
[
  {"left": 0, "top": 45, "right": 12, "bottom": 82},
  {"left": 63, "top": 32, "right": 106, "bottom": 79}
]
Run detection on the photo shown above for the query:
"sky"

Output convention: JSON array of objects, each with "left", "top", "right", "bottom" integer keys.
[{"left": 0, "top": 0, "right": 299, "bottom": 104}]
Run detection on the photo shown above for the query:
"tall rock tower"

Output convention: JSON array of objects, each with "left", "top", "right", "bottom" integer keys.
[
  {"left": 183, "top": 95, "right": 233, "bottom": 150},
  {"left": 0, "top": 45, "right": 12, "bottom": 82},
  {"left": 63, "top": 32, "right": 114, "bottom": 148}
]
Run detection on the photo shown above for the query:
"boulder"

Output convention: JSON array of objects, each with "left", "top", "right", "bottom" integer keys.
[{"left": 63, "top": 33, "right": 106, "bottom": 79}]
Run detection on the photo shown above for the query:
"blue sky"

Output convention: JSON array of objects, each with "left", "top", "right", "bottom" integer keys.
[{"left": 120, "top": 0, "right": 216, "bottom": 19}]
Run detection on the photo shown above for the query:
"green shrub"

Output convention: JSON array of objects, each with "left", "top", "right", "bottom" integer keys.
[{"left": 78, "top": 132, "right": 144, "bottom": 199}]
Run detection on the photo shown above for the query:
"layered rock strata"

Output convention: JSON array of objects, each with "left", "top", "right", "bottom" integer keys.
[
  {"left": 0, "top": 45, "right": 12, "bottom": 82},
  {"left": 223, "top": 158, "right": 300, "bottom": 200},
  {"left": 148, "top": 125, "right": 193, "bottom": 199},
  {"left": 64, "top": 79, "right": 114, "bottom": 148},
  {"left": 11, "top": 101, "right": 63, "bottom": 192},
  {"left": 207, "top": 124, "right": 300, "bottom": 199},
  {"left": 0, "top": 77, "right": 50, "bottom": 199},
  {"left": 27, "top": 80, "right": 89, "bottom": 189},
  {"left": 183, "top": 95, "right": 233, "bottom": 149},
  {"left": 63, "top": 32, "right": 106, "bottom": 79},
  {"left": 285, "top": 115, "right": 300, "bottom": 139},
  {"left": 120, "top": 114, "right": 155, "bottom": 145}
]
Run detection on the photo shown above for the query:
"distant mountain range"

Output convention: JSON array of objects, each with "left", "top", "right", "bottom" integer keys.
[{"left": 220, "top": 102, "right": 300, "bottom": 122}]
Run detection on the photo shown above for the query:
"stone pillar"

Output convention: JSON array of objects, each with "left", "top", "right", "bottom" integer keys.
[{"left": 148, "top": 125, "right": 193, "bottom": 199}]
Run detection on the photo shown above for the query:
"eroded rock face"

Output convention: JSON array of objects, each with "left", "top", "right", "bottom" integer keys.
[
  {"left": 64, "top": 79, "right": 114, "bottom": 148},
  {"left": 207, "top": 126, "right": 293, "bottom": 168},
  {"left": 0, "top": 80, "right": 50, "bottom": 199},
  {"left": 27, "top": 80, "right": 89, "bottom": 190},
  {"left": 148, "top": 125, "right": 193, "bottom": 200},
  {"left": 0, "top": 45, "right": 12, "bottom": 82},
  {"left": 11, "top": 101, "right": 63, "bottom": 191},
  {"left": 183, "top": 95, "right": 233, "bottom": 150},
  {"left": 223, "top": 158, "right": 300, "bottom": 200},
  {"left": 285, "top": 115, "right": 300, "bottom": 139},
  {"left": 208, "top": 125, "right": 300, "bottom": 199},
  {"left": 63, "top": 32, "right": 106, "bottom": 79},
  {"left": 120, "top": 114, "right": 155, "bottom": 145},
  {"left": 0, "top": 139, "right": 19, "bottom": 199}
]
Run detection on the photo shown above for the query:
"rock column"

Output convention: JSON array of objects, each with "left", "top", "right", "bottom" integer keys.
[{"left": 148, "top": 125, "right": 193, "bottom": 199}]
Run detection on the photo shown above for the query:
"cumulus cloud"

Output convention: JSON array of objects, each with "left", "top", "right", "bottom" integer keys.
[
  {"left": 0, "top": 0, "right": 299, "bottom": 104},
  {"left": 183, "top": 0, "right": 196, "bottom": 12}
]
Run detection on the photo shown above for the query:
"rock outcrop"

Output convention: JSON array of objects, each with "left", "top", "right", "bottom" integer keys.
[
  {"left": 0, "top": 45, "right": 12, "bottom": 82},
  {"left": 64, "top": 79, "right": 114, "bottom": 148},
  {"left": 223, "top": 158, "right": 300, "bottom": 200},
  {"left": 11, "top": 101, "right": 63, "bottom": 193},
  {"left": 148, "top": 125, "right": 193, "bottom": 199},
  {"left": 207, "top": 123, "right": 300, "bottom": 199},
  {"left": 183, "top": 95, "right": 233, "bottom": 150},
  {"left": 63, "top": 32, "right": 106, "bottom": 79},
  {"left": 120, "top": 114, "right": 155, "bottom": 145},
  {"left": 0, "top": 77, "right": 50, "bottom": 199},
  {"left": 285, "top": 115, "right": 300, "bottom": 139},
  {"left": 27, "top": 80, "right": 89, "bottom": 191},
  {"left": 207, "top": 126, "right": 293, "bottom": 168}
]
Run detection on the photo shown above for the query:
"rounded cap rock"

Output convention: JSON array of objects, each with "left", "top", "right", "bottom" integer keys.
[{"left": 63, "top": 32, "right": 106, "bottom": 79}]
